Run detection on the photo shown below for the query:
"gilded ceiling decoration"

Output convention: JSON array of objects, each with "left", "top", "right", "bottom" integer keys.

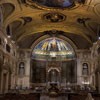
[
  {"left": 94, "top": 3, "right": 100, "bottom": 17},
  {"left": 77, "top": 17, "right": 91, "bottom": 27},
  {"left": 2, "top": 3, "right": 15, "bottom": 20},
  {"left": 20, "top": 17, "right": 32, "bottom": 25},
  {"left": 0, "top": 0, "right": 100, "bottom": 50},
  {"left": 43, "top": 12, "right": 66, "bottom": 23},
  {"left": 17, "top": 30, "right": 92, "bottom": 49},
  {"left": 87, "top": 22, "right": 100, "bottom": 37}
]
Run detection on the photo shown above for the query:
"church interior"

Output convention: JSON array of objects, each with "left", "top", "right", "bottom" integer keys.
[{"left": 0, "top": 0, "right": 100, "bottom": 100}]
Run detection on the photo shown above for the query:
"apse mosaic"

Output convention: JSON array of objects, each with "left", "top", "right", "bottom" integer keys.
[
  {"left": 31, "top": 0, "right": 74, "bottom": 8},
  {"left": 32, "top": 38, "right": 75, "bottom": 60}
]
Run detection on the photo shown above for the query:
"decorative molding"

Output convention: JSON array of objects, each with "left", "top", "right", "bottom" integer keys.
[
  {"left": 93, "top": 3, "right": 100, "bottom": 17},
  {"left": 20, "top": 16, "right": 32, "bottom": 25},
  {"left": 42, "top": 12, "right": 66, "bottom": 23}
]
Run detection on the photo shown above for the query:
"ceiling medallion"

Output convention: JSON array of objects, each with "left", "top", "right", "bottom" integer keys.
[
  {"left": 25, "top": 0, "right": 82, "bottom": 10},
  {"left": 43, "top": 12, "right": 66, "bottom": 23},
  {"left": 20, "top": 17, "right": 32, "bottom": 25}
]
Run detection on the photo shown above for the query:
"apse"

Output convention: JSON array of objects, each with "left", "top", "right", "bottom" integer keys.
[
  {"left": 32, "top": 37, "right": 75, "bottom": 61},
  {"left": 31, "top": 37, "right": 77, "bottom": 84}
]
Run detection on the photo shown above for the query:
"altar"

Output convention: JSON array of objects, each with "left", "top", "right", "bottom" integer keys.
[{"left": 48, "top": 82, "right": 59, "bottom": 95}]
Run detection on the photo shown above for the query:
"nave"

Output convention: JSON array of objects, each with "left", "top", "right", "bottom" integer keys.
[
  {"left": 0, "top": 92, "right": 100, "bottom": 100},
  {"left": 0, "top": 0, "right": 100, "bottom": 100}
]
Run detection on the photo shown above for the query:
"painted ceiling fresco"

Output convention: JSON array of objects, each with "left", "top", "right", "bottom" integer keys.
[{"left": 32, "top": 0, "right": 74, "bottom": 8}]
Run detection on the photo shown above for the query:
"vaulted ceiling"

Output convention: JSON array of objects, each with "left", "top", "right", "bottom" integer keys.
[{"left": 0, "top": 0, "right": 100, "bottom": 49}]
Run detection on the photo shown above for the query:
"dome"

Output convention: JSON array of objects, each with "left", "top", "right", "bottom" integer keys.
[{"left": 32, "top": 38, "right": 75, "bottom": 61}]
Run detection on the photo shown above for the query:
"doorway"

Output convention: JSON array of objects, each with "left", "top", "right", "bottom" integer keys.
[{"left": 48, "top": 68, "right": 60, "bottom": 83}]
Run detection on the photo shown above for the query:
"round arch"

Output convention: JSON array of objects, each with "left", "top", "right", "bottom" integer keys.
[{"left": 30, "top": 34, "right": 77, "bottom": 86}]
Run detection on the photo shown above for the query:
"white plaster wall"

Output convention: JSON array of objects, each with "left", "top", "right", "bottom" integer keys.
[{"left": 16, "top": 49, "right": 95, "bottom": 88}]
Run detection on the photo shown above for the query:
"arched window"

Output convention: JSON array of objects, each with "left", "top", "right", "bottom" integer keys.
[
  {"left": 19, "top": 62, "right": 25, "bottom": 76},
  {"left": 82, "top": 63, "right": 89, "bottom": 75}
]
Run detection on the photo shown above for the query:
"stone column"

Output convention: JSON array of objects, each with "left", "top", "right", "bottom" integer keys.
[
  {"left": 5, "top": 72, "right": 9, "bottom": 93},
  {"left": 0, "top": 68, "right": 1, "bottom": 93},
  {"left": 8, "top": 72, "right": 11, "bottom": 90},
  {"left": 0, "top": 62, "right": 3, "bottom": 93},
  {"left": 77, "top": 57, "right": 82, "bottom": 85},
  {"left": 98, "top": 72, "right": 100, "bottom": 93},
  {"left": 1, "top": 71, "right": 4, "bottom": 93},
  {"left": 24, "top": 58, "right": 30, "bottom": 88}
]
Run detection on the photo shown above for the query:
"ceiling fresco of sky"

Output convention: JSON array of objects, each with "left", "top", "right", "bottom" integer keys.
[{"left": 32, "top": 0, "right": 75, "bottom": 8}]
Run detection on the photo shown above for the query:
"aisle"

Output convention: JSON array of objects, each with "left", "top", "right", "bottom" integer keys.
[{"left": 40, "top": 94, "right": 68, "bottom": 100}]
